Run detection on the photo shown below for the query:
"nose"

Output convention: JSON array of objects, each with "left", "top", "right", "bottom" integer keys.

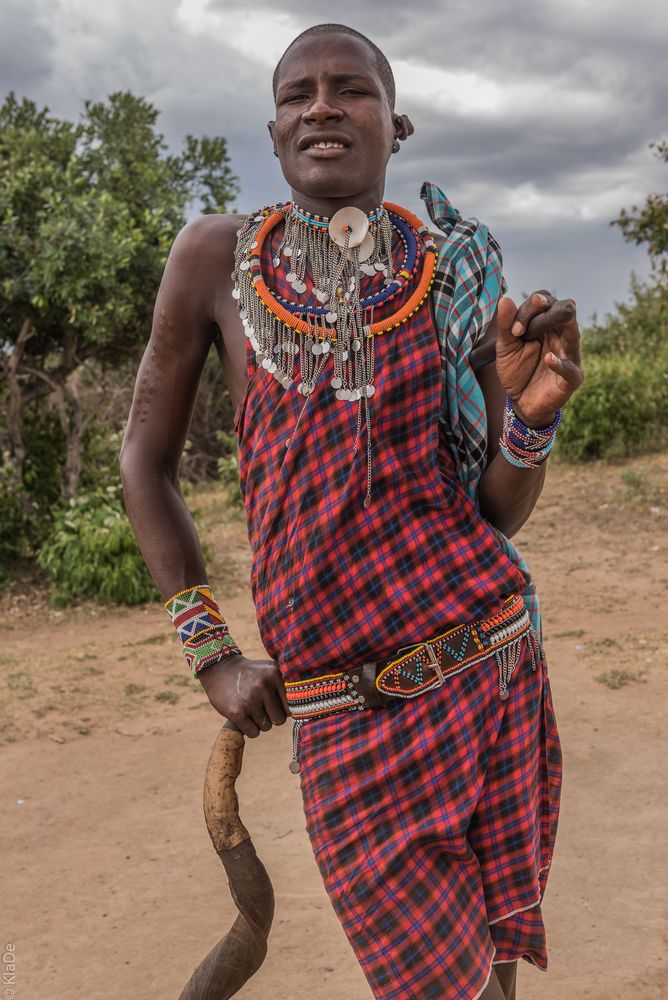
[{"left": 301, "top": 92, "right": 344, "bottom": 124}]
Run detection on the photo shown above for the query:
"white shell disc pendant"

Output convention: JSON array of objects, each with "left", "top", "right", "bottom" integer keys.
[
  {"left": 348, "top": 230, "right": 375, "bottom": 262},
  {"left": 328, "top": 206, "right": 369, "bottom": 249}
]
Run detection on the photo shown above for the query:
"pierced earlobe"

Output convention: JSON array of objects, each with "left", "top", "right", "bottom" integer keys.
[
  {"left": 393, "top": 113, "right": 415, "bottom": 143},
  {"left": 392, "top": 139, "right": 400, "bottom": 154}
]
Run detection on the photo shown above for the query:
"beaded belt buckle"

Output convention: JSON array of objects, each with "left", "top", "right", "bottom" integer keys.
[
  {"left": 375, "top": 595, "right": 529, "bottom": 698},
  {"left": 285, "top": 596, "right": 530, "bottom": 720}
]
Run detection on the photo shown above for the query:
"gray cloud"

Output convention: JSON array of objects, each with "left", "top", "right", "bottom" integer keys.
[
  {"left": 0, "top": 1, "right": 54, "bottom": 94},
  {"left": 206, "top": 0, "right": 442, "bottom": 37}
]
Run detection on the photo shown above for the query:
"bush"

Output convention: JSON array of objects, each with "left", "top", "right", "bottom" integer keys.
[
  {"left": 584, "top": 277, "right": 668, "bottom": 358},
  {"left": 217, "top": 430, "right": 243, "bottom": 508},
  {"left": 0, "top": 469, "right": 24, "bottom": 577},
  {"left": 557, "top": 280, "right": 668, "bottom": 461},
  {"left": 557, "top": 351, "right": 668, "bottom": 460},
  {"left": 36, "top": 484, "right": 158, "bottom": 606}
]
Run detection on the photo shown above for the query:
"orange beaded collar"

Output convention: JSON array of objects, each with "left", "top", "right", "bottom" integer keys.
[{"left": 244, "top": 202, "right": 437, "bottom": 339}]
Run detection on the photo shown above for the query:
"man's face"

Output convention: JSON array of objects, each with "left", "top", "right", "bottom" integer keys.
[{"left": 271, "top": 34, "right": 396, "bottom": 204}]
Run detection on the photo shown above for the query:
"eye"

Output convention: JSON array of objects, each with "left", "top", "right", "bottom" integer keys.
[{"left": 283, "top": 93, "right": 308, "bottom": 104}]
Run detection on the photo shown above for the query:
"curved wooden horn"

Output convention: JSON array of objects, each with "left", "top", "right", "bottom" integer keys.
[{"left": 179, "top": 720, "right": 275, "bottom": 999}]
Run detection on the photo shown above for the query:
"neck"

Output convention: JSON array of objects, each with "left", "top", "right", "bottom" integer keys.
[{"left": 289, "top": 185, "right": 385, "bottom": 219}]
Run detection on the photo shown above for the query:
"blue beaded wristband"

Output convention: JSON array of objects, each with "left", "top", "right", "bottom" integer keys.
[{"left": 500, "top": 395, "right": 561, "bottom": 469}]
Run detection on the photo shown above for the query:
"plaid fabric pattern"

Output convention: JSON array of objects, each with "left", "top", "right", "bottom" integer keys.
[
  {"left": 420, "top": 181, "right": 541, "bottom": 633},
  {"left": 299, "top": 636, "right": 562, "bottom": 998},
  {"left": 234, "top": 214, "right": 527, "bottom": 685}
]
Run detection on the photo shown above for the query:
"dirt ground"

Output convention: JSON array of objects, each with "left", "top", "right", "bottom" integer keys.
[{"left": 2, "top": 453, "right": 667, "bottom": 1000}]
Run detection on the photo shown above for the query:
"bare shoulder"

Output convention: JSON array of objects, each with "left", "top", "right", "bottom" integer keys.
[
  {"left": 159, "top": 211, "right": 248, "bottom": 327},
  {"left": 168, "top": 212, "right": 246, "bottom": 276}
]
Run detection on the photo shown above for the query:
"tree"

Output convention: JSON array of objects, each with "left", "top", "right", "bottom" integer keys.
[
  {"left": 557, "top": 141, "right": 668, "bottom": 462},
  {"left": 612, "top": 140, "right": 668, "bottom": 280},
  {"left": 0, "top": 91, "right": 239, "bottom": 510}
]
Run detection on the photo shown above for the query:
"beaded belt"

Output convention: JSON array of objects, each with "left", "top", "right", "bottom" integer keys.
[{"left": 286, "top": 595, "right": 533, "bottom": 724}]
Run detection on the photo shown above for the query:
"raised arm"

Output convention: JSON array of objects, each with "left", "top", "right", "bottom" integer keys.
[
  {"left": 120, "top": 213, "right": 289, "bottom": 736},
  {"left": 476, "top": 291, "right": 583, "bottom": 537}
]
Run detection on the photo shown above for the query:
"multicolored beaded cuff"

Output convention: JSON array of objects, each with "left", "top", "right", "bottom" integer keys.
[
  {"left": 164, "top": 585, "right": 242, "bottom": 677},
  {"left": 499, "top": 395, "right": 561, "bottom": 469}
]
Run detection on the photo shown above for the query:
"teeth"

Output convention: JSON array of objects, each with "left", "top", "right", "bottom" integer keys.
[{"left": 310, "top": 141, "right": 345, "bottom": 149}]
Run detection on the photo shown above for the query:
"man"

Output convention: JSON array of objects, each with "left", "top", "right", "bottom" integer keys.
[{"left": 121, "top": 23, "right": 582, "bottom": 1000}]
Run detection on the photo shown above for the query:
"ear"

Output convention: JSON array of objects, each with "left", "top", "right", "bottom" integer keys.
[
  {"left": 393, "top": 113, "right": 415, "bottom": 141},
  {"left": 267, "top": 120, "right": 277, "bottom": 145}
]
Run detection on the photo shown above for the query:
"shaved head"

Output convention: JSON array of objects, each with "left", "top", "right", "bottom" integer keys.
[{"left": 273, "top": 23, "right": 396, "bottom": 109}]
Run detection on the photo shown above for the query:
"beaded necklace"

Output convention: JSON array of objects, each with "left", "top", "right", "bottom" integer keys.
[
  {"left": 276, "top": 208, "right": 421, "bottom": 317},
  {"left": 232, "top": 201, "right": 437, "bottom": 507}
]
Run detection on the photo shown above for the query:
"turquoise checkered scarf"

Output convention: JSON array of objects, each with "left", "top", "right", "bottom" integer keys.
[{"left": 420, "top": 181, "right": 541, "bottom": 634}]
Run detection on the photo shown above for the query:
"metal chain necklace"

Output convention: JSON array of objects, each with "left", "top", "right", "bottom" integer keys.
[{"left": 232, "top": 201, "right": 437, "bottom": 507}]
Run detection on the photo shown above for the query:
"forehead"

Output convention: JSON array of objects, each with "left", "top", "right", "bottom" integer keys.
[{"left": 276, "top": 33, "right": 381, "bottom": 92}]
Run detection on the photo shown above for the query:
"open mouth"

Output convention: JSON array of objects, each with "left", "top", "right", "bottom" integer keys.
[
  {"left": 298, "top": 134, "right": 352, "bottom": 155},
  {"left": 307, "top": 141, "right": 347, "bottom": 150},
  {"left": 302, "top": 141, "right": 350, "bottom": 159}
]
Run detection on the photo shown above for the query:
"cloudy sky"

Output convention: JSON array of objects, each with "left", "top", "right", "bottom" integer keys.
[{"left": 3, "top": 0, "right": 667, "bottom": 321}]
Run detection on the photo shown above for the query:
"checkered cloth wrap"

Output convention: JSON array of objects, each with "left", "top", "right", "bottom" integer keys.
[
  {"left": 234, "top": 214, "right": 527, "bottom": 685},
  {"left": 420, "top": 181, "right": 541, "bottom": 634},
  {"left": 235, "top": 202, "right": 562, "bottom": 997},
  {"left": 299, "top": 636, "right": 562, "bottom": 998}
]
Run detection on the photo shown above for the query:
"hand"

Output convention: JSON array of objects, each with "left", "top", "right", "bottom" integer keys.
[
  {"left": 197, "top": 655, "right": 291, "bottom": 738},
  {"left": 495, "top": 291, "right": 584, "bottom": 427}
]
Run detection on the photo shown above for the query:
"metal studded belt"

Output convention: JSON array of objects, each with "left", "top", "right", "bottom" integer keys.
[{"left": 285, "top": 594, "right": 533, "bottom": 729}]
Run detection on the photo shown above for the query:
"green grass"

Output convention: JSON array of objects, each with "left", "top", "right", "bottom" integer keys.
[
  {"left": 130, "top": 633, "right": 169, "bottom": 646},
  {"left": 62, "top": 720, "right": 92, "bottom": 735},
  {"left": 77, "top": 664, "right": 104, "bottom": 676},
  {"left": 164, "top": 673, "right": 193, "bottom": 688},
  {"left": 6, "top": 672, "right": 37, "bottom": 699},
  {"left": 154, "top": 690, "right": 180, "bottom": 704},
  {"left": 124, "top": 682, "right": 147, "bottom": 696},
  {"left": 594, "top": 668, "right": 647, "bottom": 689},
  {"left": 585, "top": 637, "right": 621, "bottom": 655}
]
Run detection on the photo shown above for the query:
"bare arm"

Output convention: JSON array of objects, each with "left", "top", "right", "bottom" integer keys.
[
  {"left": 476, "top": 292, "right": 583, "bottom": 537},
  {"left": 120, "top": 213, "right": 289, "bottom": 735},
  {"left": 120, "top": 217, "right": 224, "bottom": 594}
]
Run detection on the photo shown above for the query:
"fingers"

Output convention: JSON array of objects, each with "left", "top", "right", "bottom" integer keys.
[
  {"left": 507, "top": 290, "right": 556, "bottom": 341},
  {"left": 263, "top": 684, "right": 289, "bottom": 727},
  {"left": 250, "top": 689, "right": 275, "bottom": 732},
  {"left": 512, "top": 288, "right": 557, "bottom": 337},
  {"left": 499, "top": 291, "right": 580, "bottom": 352},
  {"left": 525, "top": 298, "right": 578, "bottom": 346},
  {"left": 496, "top": 295, "right": 519, "bottom": 348},
  {"left": 543, "top": 352, "right": 584, "bottom": 389},
  {"left": 218, "top": 660, "right": 290, "bottom": 737},
  {"left": 234, "top": 715, "right": 260, "bottom": 739},
  {"left": 243, "top": 671, "right": 290, "bottom": 736}
]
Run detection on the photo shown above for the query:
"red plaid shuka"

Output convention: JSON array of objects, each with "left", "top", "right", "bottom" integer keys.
[
  {"left": 299, "top": 637, "right": 562, "bottom": 998},
  {"left": 234, "top": 207, "right": 562, "bottom": 997},
  {"left": 234, "top": 216, "right": 527, "bottom": 685}
]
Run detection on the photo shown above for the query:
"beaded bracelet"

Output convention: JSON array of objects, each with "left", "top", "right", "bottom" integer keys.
[
  {"left": 499, "top": 395, "right": 561, "bottom": 469},
  {"left": 164, "top": 585, "right": 242, "bottom": 677}
]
